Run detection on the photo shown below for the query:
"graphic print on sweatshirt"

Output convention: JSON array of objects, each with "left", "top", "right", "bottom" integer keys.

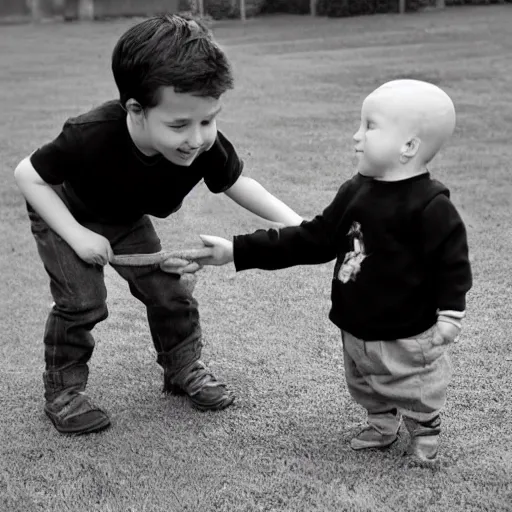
[{"left": 338, "top": 221, "right": 367, "bottom": 283}]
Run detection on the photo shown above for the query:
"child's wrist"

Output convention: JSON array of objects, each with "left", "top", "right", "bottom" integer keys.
[
  {"left": 437, "top": 316, "right": 462, "bottom": 330},
  {"left": 437, "top": 309, "right": 465, "bottom": 330},
  {"left": 288, "top": 214, "right": 304, "bottom": 226},
  {"left": 227, "top": 244, "right": 234, "bottom": 263}
]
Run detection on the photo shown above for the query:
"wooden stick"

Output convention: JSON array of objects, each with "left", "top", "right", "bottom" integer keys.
[{"left": 110, "top": 248, "right": 211, "bottom": 267}]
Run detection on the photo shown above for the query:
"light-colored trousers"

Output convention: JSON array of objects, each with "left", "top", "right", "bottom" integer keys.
[{"left": 342, "top": 327, "right": 452, "bottom": 436}]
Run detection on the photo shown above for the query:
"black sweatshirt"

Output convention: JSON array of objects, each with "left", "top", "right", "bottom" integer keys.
[{"left": 234, "top": 173, "right": 472, "bottom": 341}]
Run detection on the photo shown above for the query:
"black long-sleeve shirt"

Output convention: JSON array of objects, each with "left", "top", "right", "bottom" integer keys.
[{"left": 234, "top": 173, "right": 472, "bottom": 341}]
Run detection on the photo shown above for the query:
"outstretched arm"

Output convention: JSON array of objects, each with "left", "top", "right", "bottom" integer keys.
[
  {"left": 170, "top": 181, "right": 353, "bottom": 273},
  {"left": 224, "top": 176, "right": 303, "bottom": 227},
  {"left": 177, "top": 209, "right": 336, "bottom": 274}
]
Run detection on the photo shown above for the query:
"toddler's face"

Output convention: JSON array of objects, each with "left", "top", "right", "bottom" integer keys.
[
  {"left": 353, "top": 93, "right": 409, "bottom": 178},
  {"left": 140, "top": 86, "right": 222, "bottom": 166}
]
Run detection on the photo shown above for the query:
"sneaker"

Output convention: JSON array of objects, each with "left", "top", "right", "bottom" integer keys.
[
  {"left": 350, "top": 425, "right": 398, "bottom": 451},
  {"left": 408, "top": 434, "right": 439, "bottom": 463},
  {"left": 404, "top": 416, "right": 441, "bottom": 464},
  {"left": 45, "top": 390, "right": 111, "bottom": 435},
  {"left": 165, "top": 360, "right": 234, "bottom": 412}
]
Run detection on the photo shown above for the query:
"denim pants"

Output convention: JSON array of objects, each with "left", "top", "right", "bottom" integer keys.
[
  {"left": 342, "top": 327, "right": 452, "bottom": 435},
  {"left": 27, "top": 205, "right": 201, "bottom": 378}
]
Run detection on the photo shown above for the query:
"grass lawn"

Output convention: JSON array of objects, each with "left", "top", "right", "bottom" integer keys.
[{"left": 1, "top": 5, "right": 511, "bottom": 511}]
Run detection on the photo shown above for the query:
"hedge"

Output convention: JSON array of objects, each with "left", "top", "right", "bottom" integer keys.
[{"left": 261, "top": 0, "right": 510, "bottom": 17}]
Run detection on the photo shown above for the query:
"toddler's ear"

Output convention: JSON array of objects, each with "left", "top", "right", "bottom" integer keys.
[{"left": 400, "top": 137, "right": 421, "bottom": 163}]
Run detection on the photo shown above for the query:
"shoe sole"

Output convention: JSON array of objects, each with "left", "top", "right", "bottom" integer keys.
[
  {"left": 407, "top": 454, "right": 439, "bottom": 468},
  {"left": 167, "top": 384, "right": 235, "bottom": 412},
  {"left": 408, "top": 447, "right": 439, "bottom": 465},
  {"left": 350, "top": 436, "right": 398, "bottom": 451},
  {"left": 45, "top": 409, "right": 111, "bottom": 435},
  {"left": 190, "top": 394, "right": 235, "bottom": 412}
]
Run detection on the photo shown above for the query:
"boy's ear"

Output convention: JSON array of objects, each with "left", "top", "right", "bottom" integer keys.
[
  {"left": 400, "top": 137, "right": 421, "bottom": 163},
  {"left": 125, "top": 98, "right": 144, "bottom": 116}
]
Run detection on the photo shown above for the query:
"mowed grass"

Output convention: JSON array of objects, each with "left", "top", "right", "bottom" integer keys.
[{"left": 1, "top": 6, "right": 512, "bottom": 511}]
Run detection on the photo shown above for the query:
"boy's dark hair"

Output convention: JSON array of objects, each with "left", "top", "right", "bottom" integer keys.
[{"left": 112, "top": 14, "right": 234, "bottom": 109}]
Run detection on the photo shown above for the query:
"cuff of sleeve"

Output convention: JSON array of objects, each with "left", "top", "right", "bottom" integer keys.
[
  {"left": 437, "top": 310, "right": 465, "bottom": 330},
  {"left": 233, "top": 235, "right": 251, "bottom": 272},
  {"left": 437, "top": 309, "right": 466, "bottom": 320}
]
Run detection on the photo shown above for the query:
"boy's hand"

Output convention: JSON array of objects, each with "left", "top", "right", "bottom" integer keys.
[
  {"left": 196, "top": 235, "right": 234, "bottom": 266},
  {"left": 432, "top": 320, "right": 461, "bottom": 346},
  {"left": 70, "top": 229, "right": 113, "bottom": 266}
]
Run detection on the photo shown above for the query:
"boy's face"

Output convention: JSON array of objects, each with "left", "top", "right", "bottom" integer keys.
[
  {"left": 137, "top": 87, "right": 222, "bottom": 166},
  {"left": 352, "top": 93, "right": 410, "bottom": 178}
]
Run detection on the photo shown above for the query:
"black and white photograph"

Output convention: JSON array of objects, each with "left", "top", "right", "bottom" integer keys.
[{"left": 1, "top": 0, "right": 511, "bottom": 510}]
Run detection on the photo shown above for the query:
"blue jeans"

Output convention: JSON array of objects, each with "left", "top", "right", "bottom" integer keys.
[{"left": 27, "top": 204, "right": 201, "bottom": 382}]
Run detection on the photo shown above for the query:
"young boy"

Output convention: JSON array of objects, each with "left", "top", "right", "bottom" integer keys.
[
  {"left": 14, "top": 14, "right": 303, "bottom": 435},
  {"left": 182, "top": 80, "right": 472, "bottom": 463}
]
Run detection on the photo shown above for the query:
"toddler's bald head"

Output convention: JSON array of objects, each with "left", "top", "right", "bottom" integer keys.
[{"left": 368, "top": 80, "right": 456, "bottom": 164}]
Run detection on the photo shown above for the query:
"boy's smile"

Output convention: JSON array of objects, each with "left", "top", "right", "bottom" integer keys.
[{"left": 127, "top": 87, "right": 222, "bottom": 166}]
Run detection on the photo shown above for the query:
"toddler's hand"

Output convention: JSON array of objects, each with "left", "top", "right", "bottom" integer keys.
[
  {"left": 70, "top": 228, "right": 113, "bottom": 266},
  {"left": 160, "top": 259, "right": 203, "bottom": 275},
  {"left": 159, "top": 248, "right": 214, "bottom": 274},
  {"left": 196, "top": 235, "right": 234, "bottom": 266},
  {"left": 432, "top": 320, "right": 461, "bottom": 346}
]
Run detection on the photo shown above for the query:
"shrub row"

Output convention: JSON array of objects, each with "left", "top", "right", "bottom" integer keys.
[
  {"left": 180, "top": 0, "right": 266, "bottom": 19},
  {"left": 213, "top": 0, "right": 511, "bottom": 18},
  {"left": 316, "top": 0, "right": 510, "bottom": 16}
]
